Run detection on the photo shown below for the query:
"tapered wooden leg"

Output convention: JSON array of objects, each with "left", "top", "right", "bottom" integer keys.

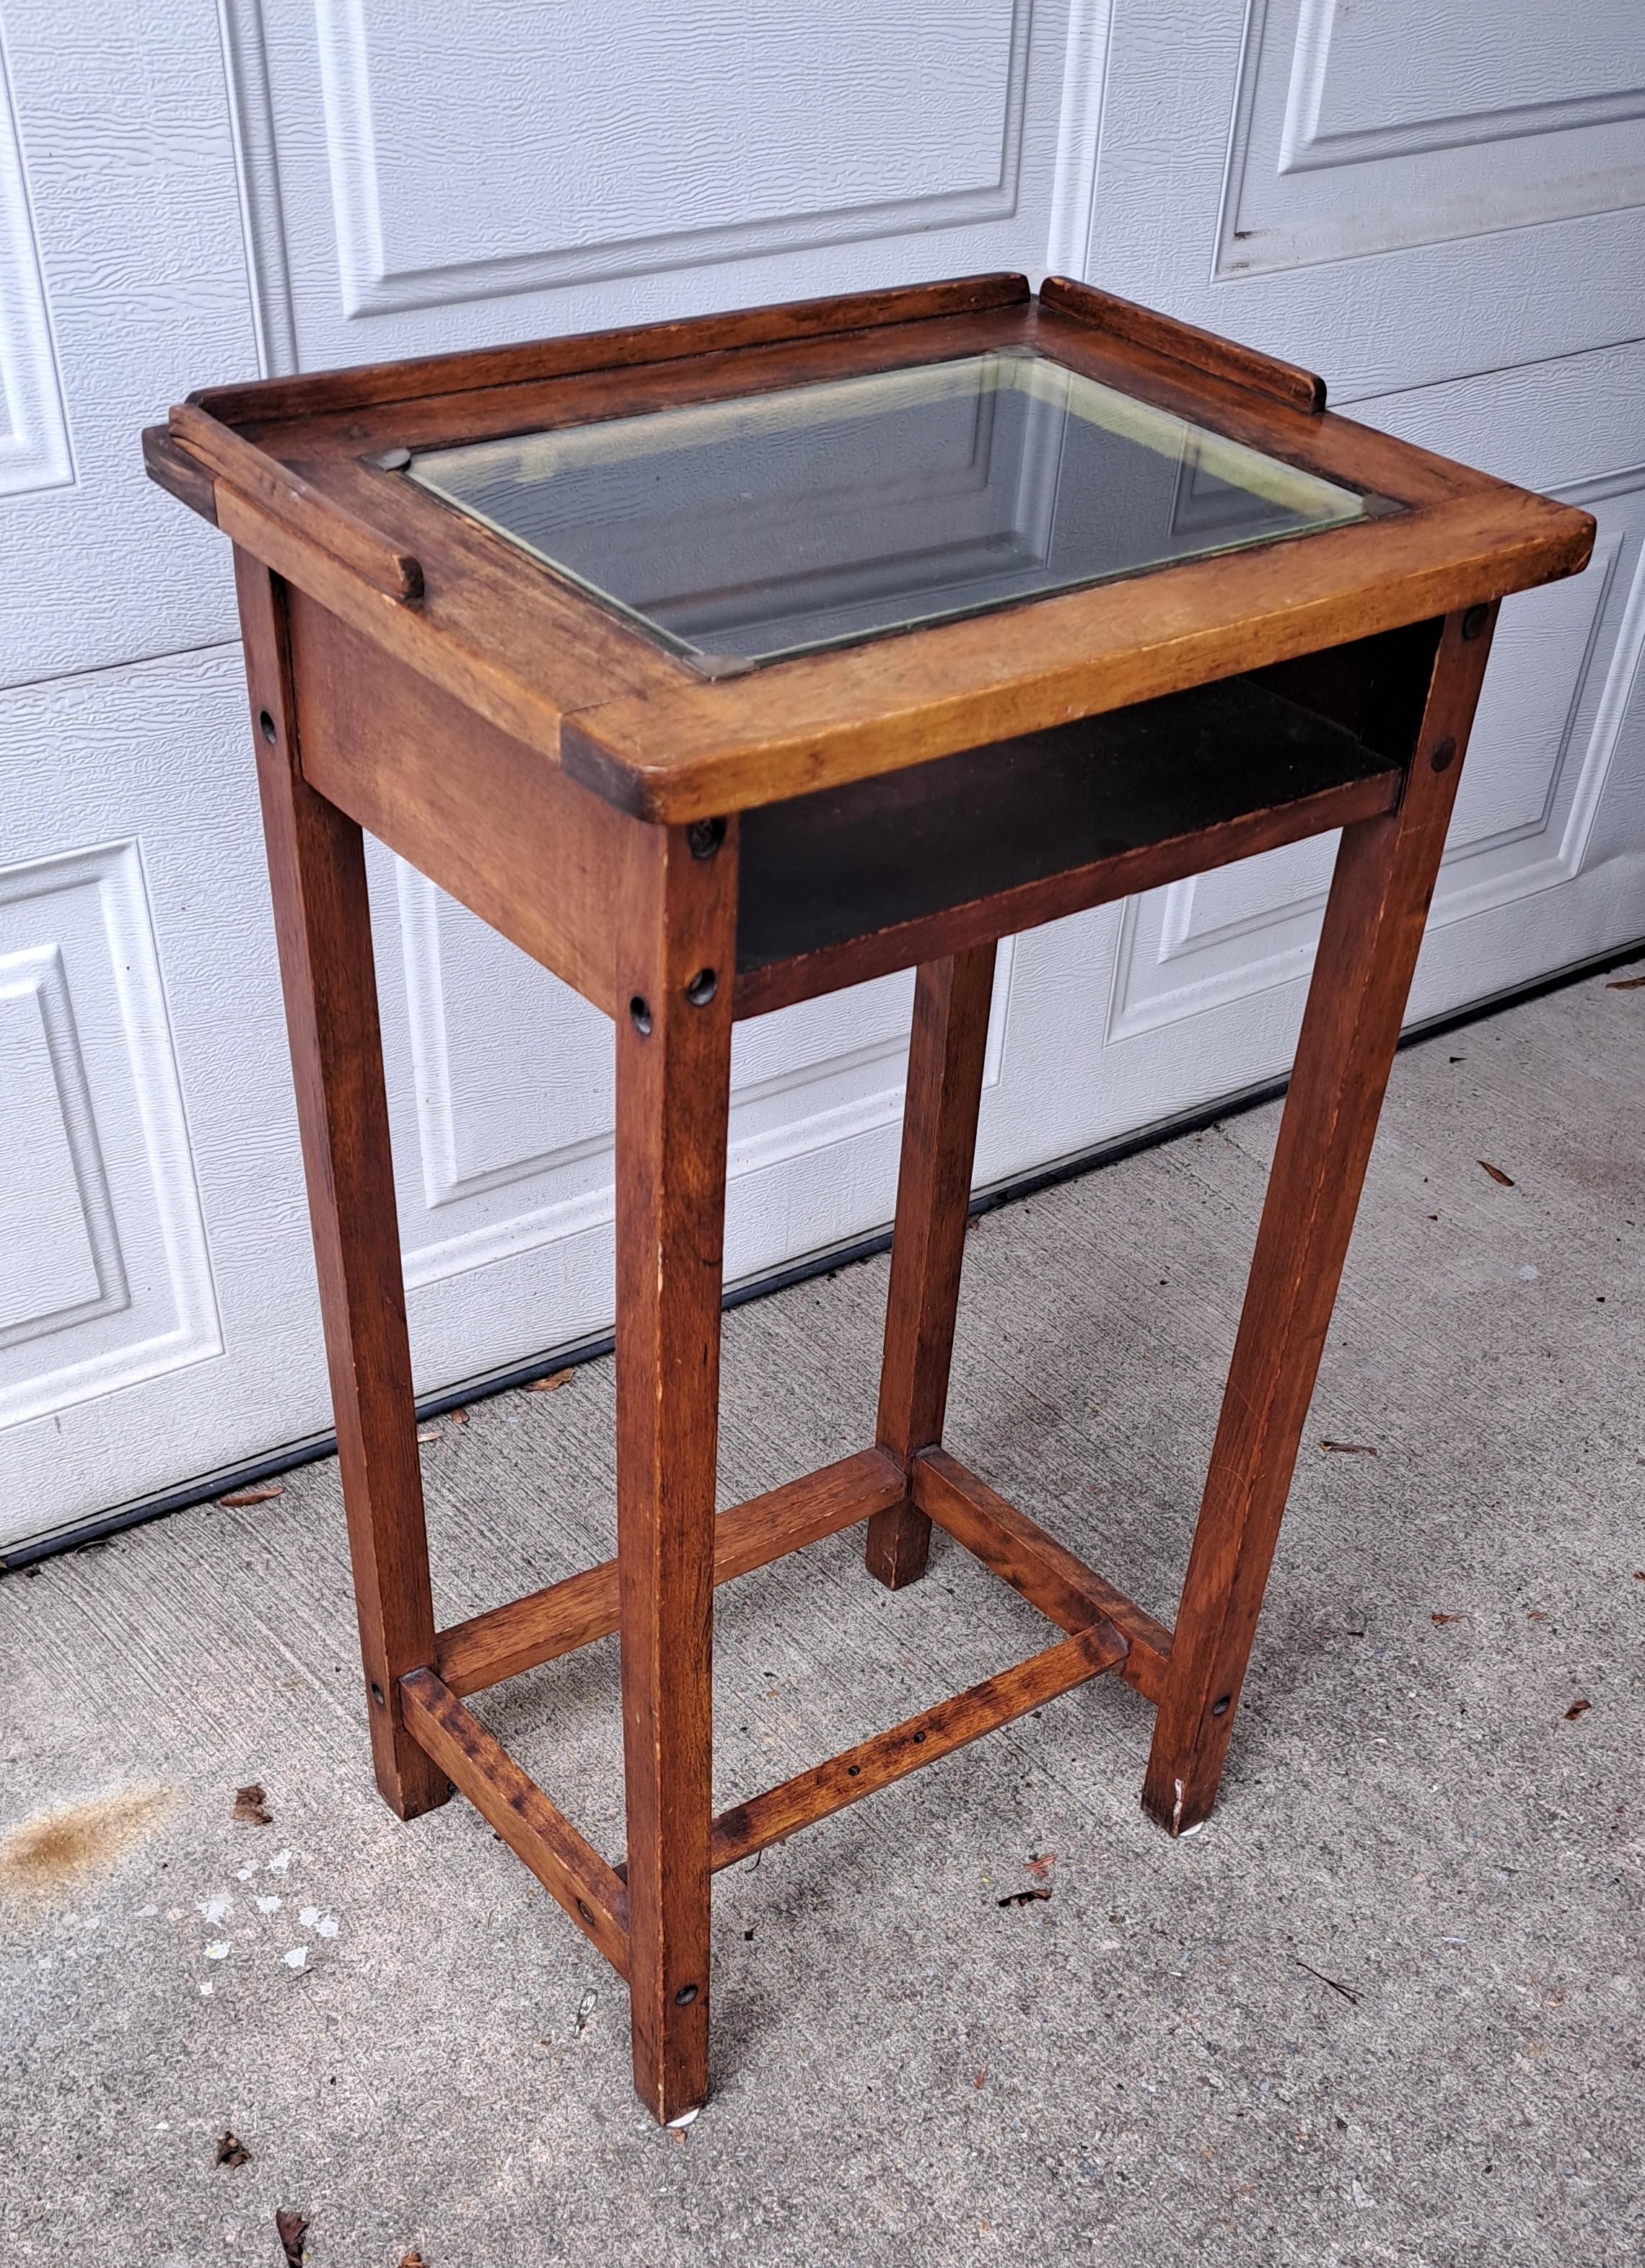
[
  {"left": 614, "top": 817, "right": 737, "bottom": 2124},
  {"left": 234, "top": 553, "right": 447, "bottom": 1821},
  {"left": 867, "top": 945, "right": 998, "bottom": 1588},
  {"left": 1144, "top": 608, "right": 1497, "bottom": 1835}
]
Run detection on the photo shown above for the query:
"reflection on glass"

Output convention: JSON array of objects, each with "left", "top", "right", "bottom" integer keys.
[{"left": 407, "top": 350, "right": 1370, "bottom": 670}]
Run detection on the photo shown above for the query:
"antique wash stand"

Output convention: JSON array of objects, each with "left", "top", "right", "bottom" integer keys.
[{"left": 144, "top": 274, "right": 1591, "bottom": 2122}]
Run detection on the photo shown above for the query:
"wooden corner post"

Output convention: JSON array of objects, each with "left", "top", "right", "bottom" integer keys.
[
  {"left": 232, "top": 552, "right": 449, "bottom": 1821},
  {"left": 613, "top": 813, "right": 738, "bottom": 2123},
  {"left": 1143, "top": 605, "right": 1499, "bottom": 1836},
  {"left": 867, "top": 945, "right": 998, "bottom": 1588}
]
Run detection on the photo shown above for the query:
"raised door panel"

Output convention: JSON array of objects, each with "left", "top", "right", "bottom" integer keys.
[
  {"left": 1220, "top": 0, "right": 1645, "bottom": 273},
  {"left": 226, "top": 0, "right": 1074, "bottom": 370},
  {"left": 0, "top": 0, "right": 258, "bottom": 686},
  {"left": 0, "top": 650, "right": 325, "bottom": 1549},
  {"left": 0, "top": 39, "right": 71, "bottom": 502},
  {"left": 1075, "top": 0, "right": 1645, "bottom": 397}
]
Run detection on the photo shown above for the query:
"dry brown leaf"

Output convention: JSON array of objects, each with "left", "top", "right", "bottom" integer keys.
[
  {"left": 1025, "top": 1850, "right": 1057, "bottom": 1880},
  {"left": 1320, "top": 1440, "right": 1378, "bottom": 1456},
  {"left": 416, "top": 1429, "right": 441, "bottom": 1445},
  {"left": 1478, "top": 1160, "right": 1516, "bottom": 1187},
  {"left": 1563, "top": 1698, "right": 1592, "bottom": 1721},
  {"left": 527, "top": 1370, "right": 574, "bottom": 1393},
  {"left": 973, "top": 2070, "right": 986, "bottom": 2090},
  {"left": 215, "top": 2131, "right": 250, "bottom": 2168},
  {"left": 1605, "top": 973, "right": 1645, "bottom": 990},
  {"left": 398, "top": 2254, "right": 429, "bottom": 2268},
  {"left": 275, "top": 2208, "right": 308, "bottom": 2265},
  {"left": 997, "top": 1886, "right": 1052, "bottom": 1908},
  {"left": 218, "top": 1484, "right": 284, "bottom": 1508},
  {"left": 446, "top": 1406, "right": 470, "bottom": 1424},
  {"left": 1527, "top": 1610, "right": 1549, "bottom": 1621},
  {"left": 1430, "top": 1612, "right": 1465, "bottom": 1626},
  {"left": 232, "top": 1783, "right": 272, "bottom": 1827}
]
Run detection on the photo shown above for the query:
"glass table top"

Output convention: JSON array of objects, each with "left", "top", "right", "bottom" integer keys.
[{"left": 406, "top": 348, "right": 1372, "bottom": 672}]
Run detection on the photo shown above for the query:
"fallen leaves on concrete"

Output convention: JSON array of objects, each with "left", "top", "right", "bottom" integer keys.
[
  {"left": 215, "top": 2131, "right": 250, "bottom": 2168},
  {"left": 232, "top": 1784, "right": 272, "bottom": 1826},
  {"left": 1431, "top": 1612, "right": 1465, "bottom": 1626},
  {"left": 1321, "top": 1440, "right": 1377, "bottom": 1456},
  {"left": 527, "top": 1370, "right": 574, "bottom": 1393},
  {"left": 1478, "top": 1160, "right": 1516, "bottom": 1187},
  {"left": 218, "top": 1484, "right": 285, "bottom": 1508},
  {"left": 275, "top": 2208, "right": 308, "bottom": 2264},
  {"left": 0, "top": 1785, "right": 177, "bottom": 1907},
  {"left": 1605, "top": 973, "right": 1645, "bottom": 989},
  {"left": 1564, "top": 1698, "right": 1592, "bottom": 1721}
]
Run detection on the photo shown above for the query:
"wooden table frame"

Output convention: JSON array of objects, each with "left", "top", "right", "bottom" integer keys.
[{"left": 145, "top": 274, "right": 1592, "bottom": 2124}]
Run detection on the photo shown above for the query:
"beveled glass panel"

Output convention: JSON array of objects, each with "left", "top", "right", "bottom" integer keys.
[{"left": 407, "top": 349, "right": 1372, "bottom": 670}]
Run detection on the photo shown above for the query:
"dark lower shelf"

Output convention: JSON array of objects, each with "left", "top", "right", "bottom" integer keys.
[{"left": 735, "top": 670, "right": 1405, "bottom": 1002}]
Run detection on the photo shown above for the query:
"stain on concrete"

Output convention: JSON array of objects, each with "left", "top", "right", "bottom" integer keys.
[{"left": 0, "top": 1785, "right": 177, "bottom": 1906}]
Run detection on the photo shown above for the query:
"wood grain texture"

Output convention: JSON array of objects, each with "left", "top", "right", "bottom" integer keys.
[
  {"left": 613, "top": 818, "right": 737, "bottom": 2124},
  {"left": 233, "top": 553, "right": 447, "bottom": 1821},
  {"left": 1040, "top": 273, "right": 1327, "bottom": 413},
  {"left": 866, "top": 948, "right": 996, "bottom": 1588},
  {"left": 399, "top": 1668, "right": 629, "bottom": 1976},
  {"left": 154, "top": 289, "right": 1593, "bottom": 827},
  {"left": 1142, "top": 607, "right": 1499, "bottom": 1836},
  {"left": 436, "top": 1448, "right": 905, "bottom": 1696},
  {"left": 141, "top": 424, "right": 217, "bottom": 525},
  {"left": 190, "top": 273, "right": 1031, "bottom": 426},
  {"left": 709, "top": 1619, "right": 1128, "bottom": 1871},
  {"left": 913, "top": 1449, "right": 1173, "bottom": 1707},
  {"left": 561, "top": 481, "right": 1588, "bottom": 820},
  {"left": 172, "top": 403, "right": 421, "bottom": 600},
  {"left": 284, "top": 594, "right": 627, "bottom": 1013}
]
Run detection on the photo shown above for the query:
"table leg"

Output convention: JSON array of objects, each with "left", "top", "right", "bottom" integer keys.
[
  {"left": 614, "top": 818, "right": 737, "bottom": 2124},
  {"left": 233, "top": 555, "right": 447, "bottom": 1821},
  {"left": 1144, "top": 608, "right": 1497, "bottom": 1835},
  {"left": 867, "top": 945, "right": 998, "bottom": 1588}
]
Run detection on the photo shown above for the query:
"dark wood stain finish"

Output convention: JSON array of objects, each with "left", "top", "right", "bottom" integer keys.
[
  {"left": 233, "top": 555, "right": 449, "bottom": 1823},
  {"left": 154, "top": 279, "right": 1593, "bottom": 2126},
  {"left": 867, "top": 946, "right": 997, "bottom": 1588}
]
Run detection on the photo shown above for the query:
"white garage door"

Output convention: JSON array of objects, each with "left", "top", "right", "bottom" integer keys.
[{"left": 2, "top": 0, "right": 1641, "bottom": 1552}]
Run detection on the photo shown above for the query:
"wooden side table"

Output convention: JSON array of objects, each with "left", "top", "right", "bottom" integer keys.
[{"left": 144, "top": 273, "right": 1592, "bottom": 2124}]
